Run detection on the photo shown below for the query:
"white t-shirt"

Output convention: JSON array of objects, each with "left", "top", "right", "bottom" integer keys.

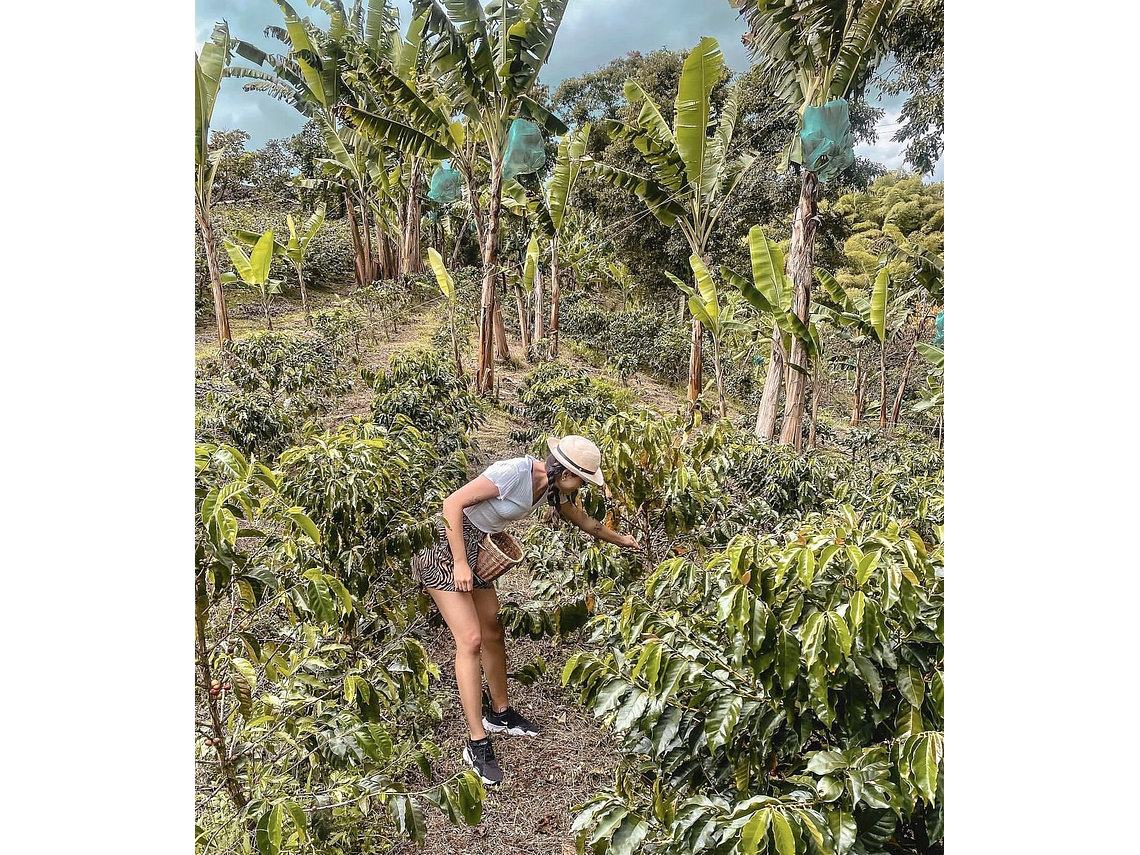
[{"left": 463, "top": 455, "right": 547, "bottom": 533}]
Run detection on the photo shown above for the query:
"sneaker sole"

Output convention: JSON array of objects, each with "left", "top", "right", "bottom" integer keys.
[
  {"left": 462, "top": 745, "right": 503, "bottom": 786},
  {"left": 482, "top": 717, "right": 539, "bottom": 737}
]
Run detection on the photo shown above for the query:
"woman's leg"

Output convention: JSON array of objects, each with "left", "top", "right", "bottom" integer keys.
[
  {"left": 426, "top": 588, "right": 486, "bottom": 739},
  {"left": 471, "top": 586, "right": 509, "bottom": 714}
]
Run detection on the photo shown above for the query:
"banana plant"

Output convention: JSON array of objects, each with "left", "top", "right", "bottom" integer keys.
[
  {"left": 667, "top": 257, "right": 750, "bottom": 420},
  {"left": 426, "top": 247, "right": 464, "bottom": 379},
  {"left": 816, "top": 264, "right": 918, "bottom": 431},
  {"left": 537, "top": 123, "right": 592, "bottom": 357},
  {"left": 405, "top": 0, "right": 571, "bottom": 395},
  {"left": 195, "top": 22, "right": 235, "bottom": 345},
  {"left": 733, "top": 0, "right": 907, "bottom": 446},
  {"left": 234, "top": 205, "right": 328, "bottom": 326},
  {"left": 283, "top": 205, "right": 327, "bottom": 324},
  {"left": 507, "top": 232, "right": 542, "bottom": 354},
  {"left": 607, "top": 261, "right": 639, "bottom": 311},
  {"left": 721, "top": 225, "right": 820, "bottom": 443},
  {"left": 232, "top": 1, "right": 454, "bottom": 286},
  {"left": 912, "top": 340, "right": 944, "bottom": 441},
  {"left": 882, "top": 222, "right": 945, "bottom": 303},
  {"left": 584, "top": 37, "right": 759, "bottom": 408},
  {"left": 222, "top": 229, "right": 284, "bottom": 331}
]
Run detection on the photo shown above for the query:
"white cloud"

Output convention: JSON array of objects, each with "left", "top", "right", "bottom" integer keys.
[{"left": 857, "top": 109, "right": 944, "bottom": 182}]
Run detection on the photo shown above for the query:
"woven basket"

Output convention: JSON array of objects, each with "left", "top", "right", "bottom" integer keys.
[{"left": 475, "top": 530, "right": 524, "bottom": 583}]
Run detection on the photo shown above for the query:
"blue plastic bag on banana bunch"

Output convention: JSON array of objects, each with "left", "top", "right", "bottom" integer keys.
[
  {"left": 502, "top": 119, "right": 546, "bottom": 180},
  {"left": 428, "top": 163, "right": 463, "bottom": 202},
  {"left": 800, "top": 99, "right": 855, "bottom": 183}
]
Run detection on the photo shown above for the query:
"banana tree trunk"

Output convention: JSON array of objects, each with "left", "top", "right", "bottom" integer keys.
[
  {"left": 400, "top": 157, "right": 424, "bottom": 275},
  {"left": 779, "top": 170, "right": 821, "bottom": 448},
  {"left": 712, "top": 338, "right": 726, "bottom": 419},
  {"left": 890, "top": 337, "right": 917, "bottom": 429},
  {"left": 459, "top": 159, "right": 487, "bottom": 258},
  {"left": 195, "top": 204, "right": 231, "bottom": 345},
  {"left": 376, "top": 217, "right": 397, "bottom": 281},
  {"left": 494, "top": 278, "right": 510, "bottom": 360},
  {"left": 686, "top": 317, "right": 703, "bottom": 410},
  {"left": 476, "top": 158, "right": 502, "bottom": 395},
  {"left": 755, "top": 325, "right": 784, "bottom": 439},
  {"left": 357, "top": 192, "right": 376, "bottom": 286},
  {"left": 808, "top": 359, "right": 821, "bottom": 448},
  {"left": 851, "top": 348, "right": 865, "bottom": 426},
  {"left": 513, "top": 275, "right": 532, "bottom": 354},
  {"left": 549, "top": 237, "right": 560, "bottom": 357},
  {"left": 451, "top": 212, "right": 472, "bottom": 268},
  {"left": 451, "top": 309, "right": 464, "bottom": 380},
  {"left": 293, "top": 261, "right": 312, "bottom": 327},
  {"left": 533, "top": 263, "right": 545, "bottom": 343},
  {"left": 879, "top": 340, "right": 889, "bottom": 431},
  {"left": 345, "top": 191, "right": 365, "bottom": 290}
]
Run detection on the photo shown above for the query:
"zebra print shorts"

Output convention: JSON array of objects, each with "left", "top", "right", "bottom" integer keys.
[{"left": 410, "top": 516, "right": 495, "bottom": 591}]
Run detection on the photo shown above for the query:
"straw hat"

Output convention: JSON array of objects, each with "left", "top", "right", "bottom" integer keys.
[{"left": 546, "top": 435, "right": 605, "bottom": 486}]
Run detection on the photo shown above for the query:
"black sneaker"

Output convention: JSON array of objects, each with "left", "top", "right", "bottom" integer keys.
[
  {"left": 483, "top": 705, "right": 540, "bottom": 736},
  {"left": 462, "top": 736, "right": 503, "bottom": 785}
]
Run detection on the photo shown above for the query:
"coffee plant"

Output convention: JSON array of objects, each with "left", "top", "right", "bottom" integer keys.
[
  {"left": 196, "top": 330, "right": 354, "bottom": 460},
  {"left": 363, "top": 349, "right": 484, "bottom": 456},
  {"left": 195, "top": 441, "right": 487, "bottom": 854},
  {"left": 275, "top": 418, "right": 469, "bottom": 597},
  {"left": 311, "top": 307, "right": 366, "bottom": 360},
  {"left": 559, "top": 294, "right": 691, "bottom": 383},
  {"left": 725, "top": 443, "right": 855, "bottom": 524},
  {"left": 510, "top": 362, "right": 632, "bottom": 442},
  {"left": 561, "top": 496, "right": 944, "bottom": 855}
]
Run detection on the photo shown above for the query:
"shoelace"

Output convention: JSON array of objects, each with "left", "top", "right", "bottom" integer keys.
[{"left": 470, "top": 739, "right": 496, "bottom": 763}]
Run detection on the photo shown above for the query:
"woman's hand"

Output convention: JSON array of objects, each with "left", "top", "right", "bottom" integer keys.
[
  {"left": 619, "top": 533, "right": 642, "bottom": 552},
  {"left": 453, "top": 561, "right": 474, "bottom": 592}
]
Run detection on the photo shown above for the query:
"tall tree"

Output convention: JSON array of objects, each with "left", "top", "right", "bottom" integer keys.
[
  {"left": 195, "top": 22, "right": 235, "bottom": 345},
  {"left": 405, "top": 0, "right": 570, "bottom": 395},
  {"left": 731, "top": 0, "right": 907, "bottom": 446},
  {"left": 877, "top": 0, "right": 944, "bottom": 175}
]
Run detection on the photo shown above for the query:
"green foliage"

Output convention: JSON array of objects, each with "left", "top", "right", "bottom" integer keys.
[
  {"left": 196, "top": 330, "right": 354, "bottom": 459},
  {"left": 876, "top": 0, "right": 944, "bottom": 174},
  {"left": 510, "top": 362, "right": 633, "bottom": 441},
  {"left": 725, "top": 442, "right": 854, "bottom": 522},
  {"left": 559, "top": 292, "right": 691, "bottom": 382},
  {"left": 427, "top": 266, "right": 481, "bottom": 356},
  {"left": 195, "top": 441, "right": 486, "bottom": 852},
  {"left": 364, "top": 349, "right": 484, "bottom": 455},
  {"left": 195, "top": 203, "right": 356, "bottom": 309},
  {"left": 561, "top": 489, "right": 944, "bottom": 855},
  {"left": 275, "top": 419, "right": 467, "bottom": 593},
  {"left": 310, "top": 307, "right": 365, "bottom": 359},
  {"left": 223, "top": 227, "right": 283, "bottom": 324},
  {"left": 348, "top": 272, "right": 436, "bottom": 340},
  {"left": 548, "top": 409, "right": 740, "bottom": 570}
]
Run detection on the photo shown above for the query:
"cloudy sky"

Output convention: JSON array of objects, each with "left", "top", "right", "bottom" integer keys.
[{"left": 196, "top": 0, "right": 943, "bottom": 180}]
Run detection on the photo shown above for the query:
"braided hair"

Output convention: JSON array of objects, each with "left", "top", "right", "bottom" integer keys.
[{"left": 544, "top": 454, "right": 578, "bottom": 522}]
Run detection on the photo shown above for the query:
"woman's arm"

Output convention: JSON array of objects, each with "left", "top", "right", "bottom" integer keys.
[
  {"left": 440, "top": 476, "right": 501, "bottom": 591},
  {"left": 557, "top": 498, "right": 641, "bottom": 551}
]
